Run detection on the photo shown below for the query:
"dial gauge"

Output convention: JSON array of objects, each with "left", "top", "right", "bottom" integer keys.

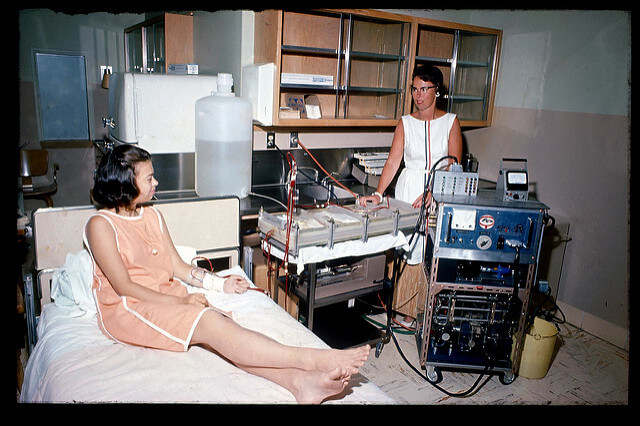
[
  {"left": 476, "top": 235, "right": 492, "bottom": 250},
  {"left": 451, "top": 208, "right": 477, "bottom": 231}
]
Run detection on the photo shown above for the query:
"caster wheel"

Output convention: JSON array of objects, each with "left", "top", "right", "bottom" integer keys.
[
  {"left": 426, "top": 366, "right": 443, "bottom": 384},
  {"left": 375, "top": 341, "right": 383, "bottom": 358},
  {"left": 499, "top": 371, "right": 516, "bottom": 385}
]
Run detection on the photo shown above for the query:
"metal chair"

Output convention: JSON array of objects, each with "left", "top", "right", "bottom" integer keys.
[{"left": 19, "top": 149, "right": 59, "bottom": 207}]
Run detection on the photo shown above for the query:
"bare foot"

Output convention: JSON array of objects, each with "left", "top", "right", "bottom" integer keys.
[
  {"left": 292, "top": 367, "right": 350, "bottom": 404},
  {"left": 311, "top": 345, "right": 370, "bottom": 376}
]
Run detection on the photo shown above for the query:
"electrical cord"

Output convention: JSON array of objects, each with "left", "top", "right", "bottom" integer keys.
[
  {"left": 389, "top": 326, "right": 493, "bottom": 397},
  {"left": 406, "top": 155, "right": 460, "bottom": 250}
]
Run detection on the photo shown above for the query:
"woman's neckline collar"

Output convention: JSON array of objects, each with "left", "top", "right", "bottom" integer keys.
[
  {"left": 409, "top": 112, "right": 447, "bottom": 122},
  {"left": 101, "top": 206, "right": 145, "bottom": 219}
]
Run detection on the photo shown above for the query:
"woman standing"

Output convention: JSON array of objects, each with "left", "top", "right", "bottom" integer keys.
[{"left": 359, "top": 65, "right": 462, "bottom": 321}]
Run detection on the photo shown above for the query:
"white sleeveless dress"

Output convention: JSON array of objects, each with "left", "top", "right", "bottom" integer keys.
[{"left": 396, "top": 113, "right": 457, "bottom": 264}]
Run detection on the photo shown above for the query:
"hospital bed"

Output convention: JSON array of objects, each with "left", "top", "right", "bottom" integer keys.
[{"left": 19, "top": 197, "right": 394, "bottom": 404}]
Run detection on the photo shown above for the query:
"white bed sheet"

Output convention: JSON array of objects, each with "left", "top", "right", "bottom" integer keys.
[{"left": 20, "top": 265, "right": 395, "bottom": 404}]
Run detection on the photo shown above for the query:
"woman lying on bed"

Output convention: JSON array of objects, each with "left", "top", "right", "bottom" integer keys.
[{"left": 84, "top": 144, "right": 370, "bottom": 404}]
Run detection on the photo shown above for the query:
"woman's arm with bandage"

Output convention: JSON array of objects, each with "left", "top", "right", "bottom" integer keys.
[{"left": 158, "top": 212, "right": 250, "bottom": 294}]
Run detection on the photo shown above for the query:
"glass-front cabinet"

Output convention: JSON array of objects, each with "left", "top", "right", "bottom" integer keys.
[
  {"left": 412, "top": 22, "right": 501, "bottom": 126},
  {"left": 340, "top": 14, "right": 410, "bottom": 121},
  {"left": 125, "top": 27, "right": 144, "bottom": 73},
  {"left": 125, "top": 13, "right": 192, "bottom": 74},
  {"left": 256, "top": 10, "right": 501, "bottom": 128},
  {"left": 125, "top": 17, "right": 166, "bottom": 73},
  {"left": 258, "top": 10, "right": 411, "bottom": 127}
]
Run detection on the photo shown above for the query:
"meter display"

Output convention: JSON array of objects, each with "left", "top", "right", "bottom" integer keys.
[{"left": 451, "top": 208, "right": 477, "bottom": 231}]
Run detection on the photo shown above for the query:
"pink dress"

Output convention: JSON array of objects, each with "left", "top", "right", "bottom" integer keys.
[{"left": 84, "top": 206, "right": 211, "bottom": 352}]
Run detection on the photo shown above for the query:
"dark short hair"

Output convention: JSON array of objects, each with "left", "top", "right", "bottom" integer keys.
[
  {"left": 412, "top": 64, "right": 444, "bottom": 91},
  {"left": 92, "top": 144, "right": 152, "bottom": 211}
]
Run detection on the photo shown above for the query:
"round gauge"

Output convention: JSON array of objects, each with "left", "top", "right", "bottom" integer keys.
[{"left": 476, "top": 235, "right": 492, "bottom": 250}]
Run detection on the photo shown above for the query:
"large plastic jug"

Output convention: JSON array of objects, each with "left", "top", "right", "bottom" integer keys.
[{"left": 195, "top": 73, "right": 252, "bottom": 198}]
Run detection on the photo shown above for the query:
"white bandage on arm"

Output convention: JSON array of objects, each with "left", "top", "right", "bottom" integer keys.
[{"left": 202, "top": 272, "right": 226, "bottom": 292}]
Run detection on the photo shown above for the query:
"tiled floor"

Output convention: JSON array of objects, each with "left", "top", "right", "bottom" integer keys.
[{"left": 360, "top": 315, "right": 629, "bottom": 405}]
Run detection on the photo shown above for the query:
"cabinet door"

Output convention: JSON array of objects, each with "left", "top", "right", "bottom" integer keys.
[
  {"left": 126, "top": 27, "right": 143, "bottom": 73},
  {"left": 413, "top": 25, "right": 455, "bottom": 112},
  {"left": 341, "top": 15, "right": 410, "bottom": 121},
  {"left": 450, "top": 31, "right": 498, "bottom": 124},
  {"left": 279, "top": 11, "right": 341, "bottom": 120},
  {"left": 145, "top": 21, "right": 165, "bottom": 73},
  {"left": 413, "top": 21, "right": 501, "bottom": 127}
]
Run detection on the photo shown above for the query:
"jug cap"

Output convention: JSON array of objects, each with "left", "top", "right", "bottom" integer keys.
[{"left": 215, "top": 73, "right": 234, "bottom": 96}]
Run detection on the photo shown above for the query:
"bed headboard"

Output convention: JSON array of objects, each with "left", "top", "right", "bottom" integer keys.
[{"left": 31, "top": 196, "right": 240, "bottom": 306}]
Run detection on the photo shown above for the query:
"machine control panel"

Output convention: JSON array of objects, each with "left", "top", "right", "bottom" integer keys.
[{"left": 431, "top": 193, "right": 547, "bottom": 264}]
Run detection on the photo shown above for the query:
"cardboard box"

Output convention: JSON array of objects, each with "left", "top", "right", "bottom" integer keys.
[
  {"left": 285, "top": 94, "right": 306, "bottom": 117},
  {"left": 279, "top": 107, "right": 301, "bottom": 119},
  {"left": 304, "top": 95, "right": 322, "bottom": 119},
  {"left": 284, "top": 94, "right": 322, "bottom": 119},
  {"left": 281, "top": 73, "right": 333, "bottom": 86}
]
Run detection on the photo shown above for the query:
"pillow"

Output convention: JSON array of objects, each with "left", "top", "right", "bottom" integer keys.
[
  {"left": 51, "top": 250, "right": 96, "bottom": 316},
  {"left": 51, "top": 247, "right": 198, "bottom": 315}
]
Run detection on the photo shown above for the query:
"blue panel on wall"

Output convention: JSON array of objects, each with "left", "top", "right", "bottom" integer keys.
[{"left": 35, "top": 52, "right": 90, "bottom": 140}]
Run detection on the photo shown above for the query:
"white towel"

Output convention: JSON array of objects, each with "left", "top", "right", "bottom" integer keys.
[{"left": 50, "top": 250, "right": 96, "bottom": 317}]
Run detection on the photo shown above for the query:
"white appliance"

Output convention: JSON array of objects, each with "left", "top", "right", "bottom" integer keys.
[
  {"left": 106, "top": 72, "right": 219, "bottom": 154},
  {"left": 241, "top": 63, "right": 275, "bottom": 126}
]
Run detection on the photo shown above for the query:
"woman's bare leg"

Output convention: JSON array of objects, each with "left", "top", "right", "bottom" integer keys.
[{"left": 191, "top": 310, "right": 370, "bottom": 382}]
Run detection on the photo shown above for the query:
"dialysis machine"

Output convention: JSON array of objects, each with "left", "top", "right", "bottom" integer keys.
[{"left": 416, "top": 162, "right": 548, "bottom": 384}]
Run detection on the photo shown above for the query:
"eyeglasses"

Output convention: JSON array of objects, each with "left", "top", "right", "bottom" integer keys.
[{"left": 411, "top": 85, "right": 438, "bottom": 94}]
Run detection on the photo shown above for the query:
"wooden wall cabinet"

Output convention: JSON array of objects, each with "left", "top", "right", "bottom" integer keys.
[
  {"left": 255, "top": 9, "right": 411, "bottom": 127},
  {"left": 255, "top": 10, "right": 501, "bottom": 128},
  {"left": 125, "top": 13, "right": 193, "bottom": 74}
]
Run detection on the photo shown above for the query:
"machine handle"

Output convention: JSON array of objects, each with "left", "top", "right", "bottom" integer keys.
[
  {"left": 444, "top": 212, "right": 452, "bottom": 243},
  {"left": 525, "top": 217, "right": 534, "bottom": 249}
]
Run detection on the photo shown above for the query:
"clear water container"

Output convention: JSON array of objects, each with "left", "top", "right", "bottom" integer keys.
[{"left": 195, "top": 73, "right": 253, "bottom": 198}]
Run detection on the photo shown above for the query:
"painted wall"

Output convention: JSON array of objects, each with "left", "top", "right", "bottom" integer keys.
[{"left": 18, "top": 10, "right": 144, "bottom": 207}]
